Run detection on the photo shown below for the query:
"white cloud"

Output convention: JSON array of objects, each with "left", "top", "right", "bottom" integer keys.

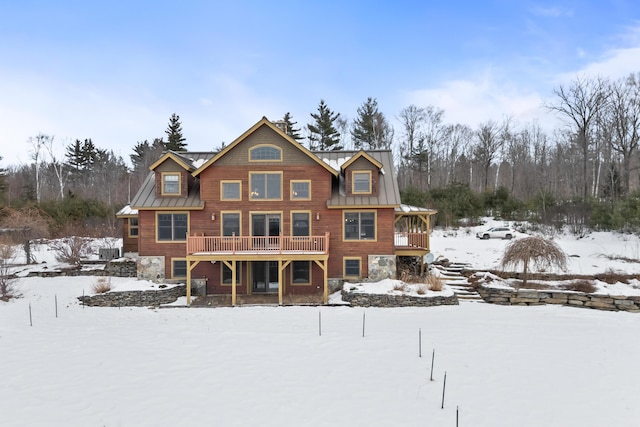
[{"left": 530, "top": 5, "right": 574, "bottom": 18}]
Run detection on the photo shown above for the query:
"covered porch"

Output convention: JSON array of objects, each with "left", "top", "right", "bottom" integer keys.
[{"left": 394, "top": 204, "right": 438, "bottom": 273}]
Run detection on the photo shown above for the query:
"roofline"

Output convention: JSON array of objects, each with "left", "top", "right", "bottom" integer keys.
[
  {"left": 132, "top": 205, "right": 205, "bottom": 211},
  {"left": 327, "top": 204, "right": 400, "bottom": 209},
  {"left": 192, "top": 117, "right": 339, "bottom": 177}
]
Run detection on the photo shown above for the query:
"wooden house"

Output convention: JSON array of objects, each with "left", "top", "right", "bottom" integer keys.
[{"left": 119, "top": 117, "right": 436, "bottom": 305}]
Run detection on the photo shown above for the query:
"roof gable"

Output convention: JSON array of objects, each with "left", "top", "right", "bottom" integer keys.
[
  {"left": 149, "top": 151, "right": 196, "bottom": 172},
  {"left": 340, "top": 150, "right": 383, "bottom": 171},
  {"left": 193, "top": 117, "right": 338, "bottom": 177}
]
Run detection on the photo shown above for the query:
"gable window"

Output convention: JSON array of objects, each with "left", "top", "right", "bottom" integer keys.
[
  {"left": 162, "top": 173, "right": 181, "bottom": 195},
  {"left": 344, "top": 211, "right": 375, "bottom": 240},
  {"left": 249, "top": 145, "right": 282, "bottom": 161},
  {"left": 291, "top": 180, "right": 311, "bottom": 200},
  {"left": 353, "top": 171, "right": 372, "bottom": 194},
  {"left": 128, "top": 217, "right": 139, "bottom": 238},
  {"left": 250, "top": 172, "right": 282, "bottom": 200},
  {"left": 172, "top": 259, "right": 187, "bottom": 278},
  {"left": 222, "top": 212, "right": 241, "bottom": 236},
  {"left": 344, "top": 257, "right": 361, "bottom": 278},
  {"left": 157, "top": 213, "right": 188, "bottom": 241},
  {"left": 292, "top": 212, "right": 310, "bottom": 236},
  {"left": 292, "top": 261, "right": 311, "bottom": 284},
  {"left": 221, "top": 181, "right": 241, "bottom": 201}
]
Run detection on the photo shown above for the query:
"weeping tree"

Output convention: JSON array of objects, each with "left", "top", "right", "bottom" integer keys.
[{"left": 500, "top": 236, "right": 568, "bottom": 287}]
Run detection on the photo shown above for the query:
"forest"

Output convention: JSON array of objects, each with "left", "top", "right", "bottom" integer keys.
[{"left": 0, "top": 73, "right": 639, "bottom": 237}]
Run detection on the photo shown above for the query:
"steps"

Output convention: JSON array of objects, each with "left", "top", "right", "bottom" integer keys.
[{"left": 432, "top": 263, "right": 483, "bottom": 302}]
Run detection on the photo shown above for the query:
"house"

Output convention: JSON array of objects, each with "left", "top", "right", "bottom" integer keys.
[{"left": 118, "top": 117, "right": 436, "bottom": 305}]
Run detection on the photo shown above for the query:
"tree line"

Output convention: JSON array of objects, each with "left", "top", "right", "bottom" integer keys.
[{"left": 0, "top": 73, "right": 639, "bottom": 234}]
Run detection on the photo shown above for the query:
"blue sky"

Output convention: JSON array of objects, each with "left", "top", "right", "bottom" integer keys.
[{"left": 2, "top": 0, "right": 640, "bottom": 166}]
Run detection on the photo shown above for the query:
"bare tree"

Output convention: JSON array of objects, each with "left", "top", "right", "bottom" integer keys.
[
  {"left": 397, "top": 105, "right": 426, "bottom": 188},
  {"left": 0, "top": 237, "right": 20, "bottom": 301},
  {"left": 473, "top": 120, "right": 504, "bottom": 192},
  {"left": 500, "top": 236, "right": 568, "bottom": 288},
  {"left": 0, "top": 207, "right": 51, "bottom": 264},
  {"left": 28, "top": 133, "right": 49, "bottom": 204},
  {"left": 42, "top": 135, "right": 67, "bottom": 200},
  {"left": 605, "top": 74, "right": 640, "bottom": 195},
  {"left": 546, "top": 76, "right": 610, "bottom": 199}
]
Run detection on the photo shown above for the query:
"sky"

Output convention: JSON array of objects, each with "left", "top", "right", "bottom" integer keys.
[{"left": 2, "top": 0, "right": 640, "bottom": 167}]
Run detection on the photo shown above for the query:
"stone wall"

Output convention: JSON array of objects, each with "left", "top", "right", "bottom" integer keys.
[
  {"left": 77, "top": 285, "right": 186, "bottom": 307},
  {"left": 478, "top": 285, "right": 640, "bottom": 312},
  {"left": 341, "top": 290, "right": 458, "bottom": 307},
  {"left": 137, "top": 256, "right": 165, "bottom": 282}
]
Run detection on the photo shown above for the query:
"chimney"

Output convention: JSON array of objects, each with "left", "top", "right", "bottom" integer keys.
[{"left": 272, "top": 120, "right": 288, "bottom": 133}]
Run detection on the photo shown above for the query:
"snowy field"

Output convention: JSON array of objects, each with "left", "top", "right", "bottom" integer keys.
[{"left": 2, "top": 227, "right": 640, "bottom": 426}]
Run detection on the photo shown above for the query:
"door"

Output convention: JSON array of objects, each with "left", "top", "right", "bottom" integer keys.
[
  {"left": 252, "top": 214, "right": 281, "bottom": 248},
  {"left": 252, "top": 261, "right": 279, "bottom": 293}
]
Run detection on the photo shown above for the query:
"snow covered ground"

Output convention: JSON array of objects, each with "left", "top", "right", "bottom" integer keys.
[{"left": 2, "top": 228, "right": 640, "bottom": 426}]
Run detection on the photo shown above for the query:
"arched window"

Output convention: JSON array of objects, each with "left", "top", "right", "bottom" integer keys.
[{"left": 249, "top": 145, "right": 282, "bottom": 161}]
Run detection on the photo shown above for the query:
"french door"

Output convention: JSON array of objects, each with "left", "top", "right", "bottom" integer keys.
[{"left": 251, "top": 214, "right": 281, "bottom": 247}]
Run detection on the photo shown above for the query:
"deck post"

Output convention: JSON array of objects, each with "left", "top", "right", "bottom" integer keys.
[
  {"left": 278, "top": 259, "right": 283, "bottom": 305},
  {"left": 186, "top": 260, "right": 192, "bottom": 305},
  {"left": 231, "top": 260, "right": 237, "bottom": 306},
  {"left": 323, "top": 259, "right": 328, "bottom": 304}
]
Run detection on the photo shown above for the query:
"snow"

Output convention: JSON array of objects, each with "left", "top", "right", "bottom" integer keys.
[{"left": 2, "top": 227, "right": 640, "bottom": 426}]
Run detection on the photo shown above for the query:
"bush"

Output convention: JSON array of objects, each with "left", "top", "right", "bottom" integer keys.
[
  {"left": 425, "top": 274, "right": 443, "bottom": 291},
  {"left": 416, "top": 284, "right": 428, "bottom": 295},
  {"left": 52, "top": 236, "right": 92, "bottom": 267},
  {"left": 92, "top": 276, "right": 112, "bottom": 294},
  {"left": 0, "top": 240, "right": 20, "bottom": 301},
  {"left": 563, "top": 280, "right": 596, "bottom": 293},
  {"left": 393, "top": 282, "right": 408, "bottom": 292}
]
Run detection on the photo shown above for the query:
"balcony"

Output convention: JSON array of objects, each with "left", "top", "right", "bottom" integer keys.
[{"left": 187, "top": 232, "right": 330, "bottom": 256}]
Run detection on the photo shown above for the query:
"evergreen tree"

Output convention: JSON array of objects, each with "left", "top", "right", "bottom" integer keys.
[
  {"left": 282, "top": 112, "right": 303, "bottom": 142},
  {"left": 307, "top": 100, "right": 342, "bottom": 151},
  {"left": 0, "top": 155, "right": 6, "bottom": 202},
  {"left": 351, "top": 97, "right": 393, "bottom": 149},
  {"left": 164, "top": 113, "right": 187, "bottom": 151}
]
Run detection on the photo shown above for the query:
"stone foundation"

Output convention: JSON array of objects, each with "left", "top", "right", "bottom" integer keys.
[{"left": 368, "top": 255, "right": 396, "bottom": 281}]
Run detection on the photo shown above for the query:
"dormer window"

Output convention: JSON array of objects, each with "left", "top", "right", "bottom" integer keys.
[
  {"left": 162, "top": 173, "right": 181, "bottom": 195},
  {"left": 353, "top": 171, "right": 372, "bottom": 194},
  {"left": 249, "top": 145, "right": 282, "bottom": 162}
]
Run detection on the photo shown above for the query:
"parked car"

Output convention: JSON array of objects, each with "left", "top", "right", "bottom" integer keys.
[{"left": 476, "top": 227, "right": 516, "bottom": 240}]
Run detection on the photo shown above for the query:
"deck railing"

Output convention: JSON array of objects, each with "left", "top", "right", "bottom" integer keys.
[
  {"left": 394, "top": 232, "right": 430, "bottom": 249},
  {"left": 187, "top": 232, "right": 330, "bottom": 255}
]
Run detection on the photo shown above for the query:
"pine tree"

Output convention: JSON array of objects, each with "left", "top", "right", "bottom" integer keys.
[
  {"left": 282, "top": 112, "right": 303, "bottom": 142},
  {"left": 307, "top": 100, "right": 342, "bottom": 151},
  {"left": 351, "top": 97, "right": 393, "bottom": 150},
  {"left": 164, "top": 113, "right": 187, "bottom": 151},
  {"left": 131, "top": 138, "right": 164, "bottom": 173}
]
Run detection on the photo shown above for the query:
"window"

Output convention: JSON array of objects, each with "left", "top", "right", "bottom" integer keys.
[
  {"left": 353, "top": 171, "right": 372, "bottom": 194},
  {"left": 250, "top": 172, "right": 282, "bottom": 200},
  {"left": 221, "top": 181, "right": 241, "bottom": 200},
  {"left": 222, "top": 212, "right": 241, "bottom": 236},
  {"left": 249, "top": 145, "right": 282, "bottom": 161},
  {"left": 344, "top": 212, "right": 375, "bottom": 240},
  {"left": 162, "top": 173, "right": 181, "bottom": 195},
  {"left": 157, "top": 213, "right": 188, "bottom": 241},
  {"left": 222, "top": 262, "right": 242, "bottom": 285},
  {"left": 291, "top": 180, "right": 311, "bottom": 200},
  {"left": 292, "top": 261, "right": 311, "bottom": 284},
  {"left": 344, "top": 258, "right": 361, "bottom": 278},
  {"left": 292, "top": 212, "right": 310, "bottom": 236},
  {"left": 128, "top": 217, "right": 139, "bottom": 238},
  {"left": 172, "top": 259, "right": 187, "bottom": 278}
]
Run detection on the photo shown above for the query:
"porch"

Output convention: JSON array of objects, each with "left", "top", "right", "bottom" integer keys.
[{"left": 191, "top": 293, "right": 324, "bottom": 307}]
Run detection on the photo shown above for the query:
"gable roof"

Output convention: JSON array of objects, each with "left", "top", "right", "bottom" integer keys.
[
  {"left": 340, "top": 149, "right": 383, "bottom": 171},
  {"left": 192, "top": 117, "right": 339, "bottom": 177},
  {"left": 148, "top": 151, "right": 199, "bottom": 172}
]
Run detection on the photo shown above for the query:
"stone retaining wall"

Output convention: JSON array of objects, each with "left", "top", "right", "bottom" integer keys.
[
  {"left": 104, "top": 259, "right": 137, "bottom": 277},
  {"left": 478, "top": 285, "right": 640, "bottom": 312},
  {"left": 77, "top": 285, "right": 186, "bottom": 307},
  {"left": 341, "top": 290, "right": 458, "bottom": 307}
]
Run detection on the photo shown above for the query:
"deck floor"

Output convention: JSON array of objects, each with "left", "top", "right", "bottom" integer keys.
[{"left": 191, "top": 294, "right": 324, "bottom": 307}]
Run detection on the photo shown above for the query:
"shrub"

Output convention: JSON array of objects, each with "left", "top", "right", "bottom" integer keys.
[
  {"left": 425, "top": 274, "right": 443, "bottom": 291},
  {"left": 563, "top": 280, "right": 596, "bottom": 293},
  {"left": 393, "top": 282, "right": 408, "bottom": 292},
  {"left": 595, "top": 269, "right": 629, "bottom": 285},
  {"left": 52, "top": 236, "right": 92, "bottom": 266},
  {"left": 416, "top": 284, "right": 428, "bottom": 295},
  {"left": 92, "top": 276, "right": 112, "bottom": 294}
]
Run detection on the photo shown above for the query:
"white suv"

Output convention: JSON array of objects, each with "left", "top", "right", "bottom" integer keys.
[{"left": 476, "top": 227, "right": 516, "bottom": 240}]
